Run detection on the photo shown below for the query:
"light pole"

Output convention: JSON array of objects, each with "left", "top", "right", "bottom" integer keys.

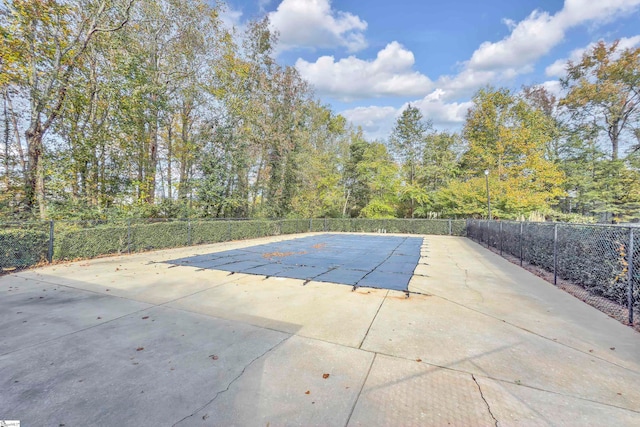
[{"left": 484, "top": 169, "right": 491, "bottom": 220}]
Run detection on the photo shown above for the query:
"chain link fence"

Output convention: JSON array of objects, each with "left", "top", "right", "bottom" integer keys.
[
  {"left": 467, "top": 219, "right": 639, "bottom": 329},
  {"left": 0, "top": 218, "right": 465, "bottom": 272}
]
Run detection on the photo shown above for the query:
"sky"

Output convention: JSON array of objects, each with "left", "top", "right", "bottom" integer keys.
[{"left": 223, "top": 0, "right": 640, "bottom": 140}]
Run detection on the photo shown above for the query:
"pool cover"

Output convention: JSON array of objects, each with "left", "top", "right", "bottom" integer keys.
[{"left": 166, "top": 234, "right": 423, "bottom": 291}]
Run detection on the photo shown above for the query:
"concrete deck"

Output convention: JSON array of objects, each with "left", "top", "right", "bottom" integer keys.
[{"left": 1, "top": 233, "right": 640, "bottom": 426}]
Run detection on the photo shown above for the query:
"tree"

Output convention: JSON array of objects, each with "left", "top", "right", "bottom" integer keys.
[
  {"left": 1, "top": 0, "right": 134, "bottom": 218},
  {"left": 389, "top": 104, "right": 431, "bottom": 217},
  {"left": 560, "top": 40, "right": 640, "bottom": 161},
  {"left": 344, "top": 140, "right": 399, "bottom": 218},
  {"left": 421, "top": 132, "right": 460, "bottom": 192},
  {"left": 439, "top": 87, "right": 564, "bottom": 218}
]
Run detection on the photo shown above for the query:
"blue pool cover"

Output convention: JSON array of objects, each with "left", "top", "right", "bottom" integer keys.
[{"left": 166, "top": 234, "right": 423, "bottom": 291}]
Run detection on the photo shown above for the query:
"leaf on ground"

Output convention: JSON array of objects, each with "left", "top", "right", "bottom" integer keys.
[
  {"left": 305, "top": 390, "right": 310, "bottom": 394},
  {"left": 209, "top": 355, "right": 219, "bottom": 360},
  {"left": 322, "top": 373, "right": 330, "bottom": 379},
  {"left": 142, "top": 316, "right": 149, "bottom": 320},
  {"left": 136, "top": 347, "right": 144, "bottom": 351}
]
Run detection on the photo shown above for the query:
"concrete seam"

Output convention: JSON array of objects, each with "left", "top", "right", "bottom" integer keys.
[
  {"left": 472, "top": 374, "right": 498, "bottom": 427},
  {"left": 427, "top": 290, "right": 640, "bottom": 376},
  {"left": 362, "top": 350, "right": 640, "bottom": 415},
  {"left": 344, "top": 352, "right": 376, "bottom": 427},
  {"left": 171, "top": 335, "right": 289, "bottom": 426},
  {"left": 358, "top": 290, "right": 389, "bottom": 349}
]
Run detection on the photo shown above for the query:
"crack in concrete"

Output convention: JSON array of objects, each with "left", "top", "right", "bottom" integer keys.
[
  {"left": 472, "top": 374, "right": 498, "bottom": 427},
  {"left": 171, "top": 335, "right": 289, "bottom": 427}
]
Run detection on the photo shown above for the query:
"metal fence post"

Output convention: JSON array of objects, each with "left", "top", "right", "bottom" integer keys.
[
  {"left": 628, "top": 227, "right": 635, "bottom": 325},
  {"left": 309, "top": 218, "right": 312, "bottom": 232},
  {"left": 499, "top": 222, "right": 503, "bottom": 256},
  {"left": 553, "top": 223, "right": 558, "bottom": 285},
  {"left": 228, "top": 221, "right": 232, "bottom": 241},
  {"left": 47, "top": 220, "right": 54, "bottom": 263},
  {"left": 519, "top": 222, "right": 523, "bottom": 266},
  {"left": 187, "top": 219, "right": 192, "bottom": 246},
  {"left": 127, "top": 219, "right": 132, "bottom": 253},
  {"left": 448, "top": 219, "right": 452, "bottom": 236}
]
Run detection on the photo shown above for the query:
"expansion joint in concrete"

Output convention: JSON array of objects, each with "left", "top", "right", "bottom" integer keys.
[
  {"left": 344, "top": 352, "right": 376, "bottom": 427},
  {"left": 358, "top": 290, "right": 389, "bottom": 349}
]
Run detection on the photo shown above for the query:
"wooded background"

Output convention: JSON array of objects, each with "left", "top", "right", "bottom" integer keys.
[{"left": 1, "top": 0, "right": 639, "bottom": 222}]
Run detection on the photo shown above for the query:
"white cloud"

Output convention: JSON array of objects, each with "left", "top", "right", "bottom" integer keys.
[
  {"left": 546, "top": 35, "right": 640, "bottom": 77},
  {"left": 411, "top": 99, "right": 473, "bottom": 129},
  {"left": 558, "top": 0, "right": 640, "bottom": 26},
  {"left": 296, "top": 42, "right": 432, "bottom": 100},
  {"left": 342, "top": 98, "right": 471, "bottom": 140},
  {"left": 438, "top": 0, "right": 640, "bottom": 100},
  {"left": 535, "top": 80, "right": 565, "bottom": 100},
  {"left": 299, "top": 0, "right": 640, "bottom": 138},
  {"left": 268, "top": 0, "right": 368, "bottom": 52},
  {"left": 468, "top": 0, "right": 640, "bottom": 73},
  {"left": 258, "top": 0, "right": 273, "bottom": 13},
  {"left": 220, "top": 6, "right": 243, "bottom": 31},
  {"left": 469, "top": 10, "right": 564, "bottom": 72},
  {"left": 435, "top": 69, "right": 498, "bottom": 101},
  {"left": 341, "top": 106, "right": 397, "bottom": 139}
]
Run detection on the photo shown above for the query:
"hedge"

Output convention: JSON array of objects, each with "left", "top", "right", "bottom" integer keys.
[
  {"left": 0, "top": 229, "right": 49, "bottom": 269},
  {"left": 3, "top": 218, "right": 467, "bottom": 269}
]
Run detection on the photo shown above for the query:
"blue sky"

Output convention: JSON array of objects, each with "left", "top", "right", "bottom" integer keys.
[{"left": 224, "top": 0, "right": 640, "bottom": 139}]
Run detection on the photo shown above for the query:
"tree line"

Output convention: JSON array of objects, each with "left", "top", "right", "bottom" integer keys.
[{"left": 1, "top": 0, "right": 639, "bottom": 222}]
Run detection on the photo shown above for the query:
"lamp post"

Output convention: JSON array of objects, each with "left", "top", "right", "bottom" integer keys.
[{"left": 484, "top": 169, "right": 491, "bottom": 220}]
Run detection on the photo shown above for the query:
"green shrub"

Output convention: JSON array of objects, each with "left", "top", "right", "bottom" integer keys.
[
  {"left": 280, "top": 219, "right": 305, "bottom": 234},
  {"left": 0, "top": 229, "right": 49, "bottom": 269},
  {"left": 231, "top": 220, "right": 269, "bottom": 240},
  {"left": 325, "top": 218, "right": 351, "bottom": 232},
  {"left": 130, "top": 221, "right": 189, "bottom": 252},
  {"left": 54, "top": 224, "right": 128, "bottom": 260},
  {"left": 191, "top": 220, "right": 230, "bottom": 244}
]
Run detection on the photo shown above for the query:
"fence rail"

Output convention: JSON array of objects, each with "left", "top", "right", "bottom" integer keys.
[
  {"left": 0, "top": 218, "right": 465, "bottom": 271},
  {"left": 467, "top": 219, "right": 639, "bottom": 326}
]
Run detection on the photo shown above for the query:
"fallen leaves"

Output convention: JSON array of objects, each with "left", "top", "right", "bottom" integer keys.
[
  {"left": 322, "top": 373, "right": 330, "bottom": 379},
  {"left": 209, "top": 355, "right": 219, "bottom": 360},
  {"left": 262, "top": 250, "right": 307, "bottom": 259},
  {"left": 136, "top": 347, "right": 144, "bottom": 351}
]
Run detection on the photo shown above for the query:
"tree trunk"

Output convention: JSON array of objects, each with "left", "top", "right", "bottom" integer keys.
[
  {"left": 3, "top": 96, "right": 10, "bottom": 189},
  {"left": 147, "top": 100, "right": 159, "bottom": 204},
  {"left": 25, "top": 126, "right": 46, "bottom": 218},
  {"left": 167, "top": 119, "right": 172, "bottom": 200}
]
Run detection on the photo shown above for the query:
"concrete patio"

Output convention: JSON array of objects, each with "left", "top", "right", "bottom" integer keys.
[{"left": 1, "top": 234, "right": 639, "bottom": 426}]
